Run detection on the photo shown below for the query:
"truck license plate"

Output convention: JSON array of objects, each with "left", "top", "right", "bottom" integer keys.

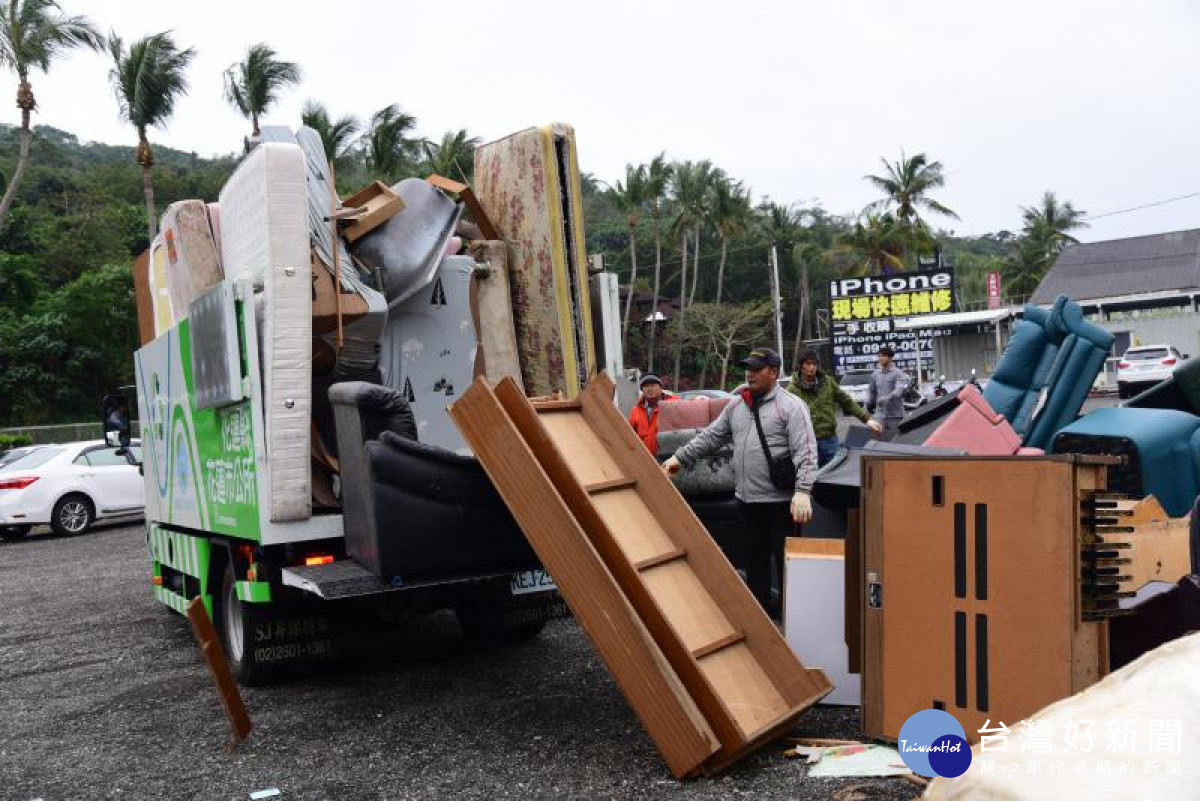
[{"left": 510, "top": 569, "right": 556, "bottom": 595}]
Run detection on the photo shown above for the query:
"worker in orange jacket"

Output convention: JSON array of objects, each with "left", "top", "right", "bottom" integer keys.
[{"left": 628, "top": 374, "right": 678, "bottom": 454}]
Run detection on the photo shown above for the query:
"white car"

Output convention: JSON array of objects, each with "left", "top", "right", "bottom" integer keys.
[
  {"left": 0, "top": 440, "right": 143, "bottom": 540},
  {"left": 838, "top": 370, "right": 874, "bottom": 407},
  {"left": 1117, "top": 344, "right": 1186, "bottom": 399}
]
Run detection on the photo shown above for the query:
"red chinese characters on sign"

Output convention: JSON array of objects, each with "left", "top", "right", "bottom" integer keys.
[{"left": 987, "top": 272, "right": 1001, "bottom": 310}]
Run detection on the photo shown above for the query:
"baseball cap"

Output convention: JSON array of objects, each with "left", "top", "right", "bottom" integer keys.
[
  {"left": 739, "top": 347, "right": 782, "bottom": 370},
  {"left": 639, "top": 373, "right": 663, "bottom": 388}
]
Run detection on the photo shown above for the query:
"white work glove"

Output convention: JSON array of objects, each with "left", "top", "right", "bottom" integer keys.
[
  {"left": 791, "top": 491, "right": 813, "bottom": 524},
  {"left": 662, "top": 455, "right": 682, "bottom": 476},
  {"left": 867, "top": 419, "right": 883, "bottom": 435}
]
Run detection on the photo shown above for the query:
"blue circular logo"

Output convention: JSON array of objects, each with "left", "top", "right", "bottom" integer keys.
[{"left": 897, "top": 709, "right": 971, "bottom": 778}]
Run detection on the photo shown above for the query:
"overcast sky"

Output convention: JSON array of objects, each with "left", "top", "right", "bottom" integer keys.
[{"left": 12, "top": 0, "right": 1200, "bottom": 242}]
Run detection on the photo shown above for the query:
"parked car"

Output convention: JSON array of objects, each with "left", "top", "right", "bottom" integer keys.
[
  {"left": 0, "top": 440, "right": 143, "bottom": 540},
  {"left": 838, "top": 370, "right": 874, "bottom": 407},
  {"left": 1117, "top": 344, "right": 1187, "bottom": 399},
  {"left": 0, "top": 445, "right": 42, "bottom": 471}
]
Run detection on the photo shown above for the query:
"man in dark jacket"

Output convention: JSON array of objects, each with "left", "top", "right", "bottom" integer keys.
[
  {"left": 788, "top": 349, "right": 882, "bottom": 466},
  {"left": 662, "top": 347, "right": 817, "bottom": 617}
]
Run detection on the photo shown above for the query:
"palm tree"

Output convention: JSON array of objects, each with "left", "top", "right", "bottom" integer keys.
[
  {"left": 0, "top": 0, "right": 101, "bottom": 231},
  {"left": 420, "top": 129, "right": 479, "bottom": 181},
  {"left": 610, "top": 163, "right": 647, "bottom": 352},
  {"left": 300, "top": 99, "right": 359, "bottom": 164},
  {"left": 223, "top": 43, "right": 300, "bottom": 138},
  {"left": 363, "top": 103, "right": 419, "bottom": 183},
  {"left": 108, "top": 30, "right": 195, "bottom": 241},
  {"left": 669, "top": 160, "right": 713, "bottom": 386},
  {"left": 710, "top": 177, "right": 752, "bottom": 306},
  {"left": 643, "top": 153, "right": 672, "bottom": 373},
  {"left": 839, "top": 213, "right": 907, "bottom": 275},
  {"left": 865, "top": 151, "right": 957, "bottom": 261},
  {"left": 1020, "top": 191, "right": 1087, "bottom": 252}
]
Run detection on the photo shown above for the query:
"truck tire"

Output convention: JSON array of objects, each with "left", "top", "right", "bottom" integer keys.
[
  {"left": 1, "top": 524, "right": 31, "bottom": 541},
  {"left": 215, "top": 560, "right": 269, "bottom": 686},
  {"left": 51, "top": 494, "right": 93, "bottom": 536},
  {"left": 455, "top": 580, "right": 548, "bottom": 645}
]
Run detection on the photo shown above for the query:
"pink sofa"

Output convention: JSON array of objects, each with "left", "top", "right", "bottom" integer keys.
[
  {"left": 659, "top": 396, "right": 732, "bottom": 433},
  {"left": 926, "top": 384, "right": 1043, "bottom": 456}
]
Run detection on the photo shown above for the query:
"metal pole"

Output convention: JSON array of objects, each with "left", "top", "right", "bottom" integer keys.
[{"left": 770, "top": 243, "right": 785, "bottom": 362}]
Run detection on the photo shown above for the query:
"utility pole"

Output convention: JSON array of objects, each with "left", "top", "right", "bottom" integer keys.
[{"left": 769, "top": 243, "right": 785, "bottom": 367}]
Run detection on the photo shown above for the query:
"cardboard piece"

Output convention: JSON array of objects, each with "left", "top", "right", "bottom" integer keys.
[
  {"left": 341, "top": 181, "right": 405, "bottom": 242},
  {"left": 468, "top": 240, "right": 524, "bottom": 392},
  {"left": 1125, "top": 515, "right": 1192, "bottom": 591},
  {"left": 860, "top": 455, "right": 1112, "bottom": 743},
  {"left": 311, "top": 251, "right": 369, "bottom": 335},
  {"left": 784, "top": 537, "right": 860, "bottom": 705},
  {"left": 132, "top": 249, "right": 155, "bottom": 346},
  {"left": 453, "top": 374, "right": 831, "bottom": 775}
]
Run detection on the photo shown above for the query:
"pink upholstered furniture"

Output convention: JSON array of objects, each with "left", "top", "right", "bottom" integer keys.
[{"left": 926, "top": 384, "right": 1044, "bottom": 456}]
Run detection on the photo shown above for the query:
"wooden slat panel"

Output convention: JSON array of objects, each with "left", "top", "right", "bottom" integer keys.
[
  {"left": 698, "top": 643, "right": 789, "bottom": 737},
  {"left": 591, "top": 489, "right": 678, "bottom": 565},
  {"left": 577, "top": 376, "right": 833, "bottom": 717},
  {"left": 500, "top": 374, "right": 831, "bottom": 772},
  {"left": 641, "top": 559, "right": 739, "bottom": 654},
  {"left": 449, "top": 379, "right": 719, "bottom": 778},
  {"left": 539, "top": 410, "right": 625, "bottom": 485}
]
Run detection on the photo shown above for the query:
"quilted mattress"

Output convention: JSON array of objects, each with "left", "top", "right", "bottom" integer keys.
[
  {"left": 218, "top": 142, "right": 312, "bottom": 521},
  {"left": 474, "top": 123, "right": 595, "bottom": 398},
  {"left": 147, "top": 234, "right": 174, "bottom": 338},
  {"left": 159, "top": 199, "right": 223, "bottom": 321}
]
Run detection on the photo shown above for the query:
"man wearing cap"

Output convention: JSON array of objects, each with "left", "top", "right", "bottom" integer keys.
[
  {"left": 788, "top": 349, "right": 882, "bottom": 466},
  {"left": 662, "top": 347, "right": 817, "bottom": 617},
  {"left": 868, "top": 346, "right": 910, "bottom": 437},
  {"left": 628, "top": 374, "right": 677, "bottom": 453}
]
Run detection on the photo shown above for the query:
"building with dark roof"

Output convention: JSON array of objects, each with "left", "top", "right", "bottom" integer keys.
[{"left": 1032, "top": 228, "right": 1200, "bottom": 311}]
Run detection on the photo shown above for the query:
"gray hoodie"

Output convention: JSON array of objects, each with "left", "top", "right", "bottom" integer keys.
[
  {"left": 868, "top": 365, "right": 910, "bottom": 420},
  {"left": 673, "top": 383, "right": 817, "bottom": 503}
]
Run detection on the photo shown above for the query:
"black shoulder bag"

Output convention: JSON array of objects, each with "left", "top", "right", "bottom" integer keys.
[{"left": 751, "top": 400, "right": 797, "bottom": 492}]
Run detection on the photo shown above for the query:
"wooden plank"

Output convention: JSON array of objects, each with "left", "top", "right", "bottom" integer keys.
[
  {"left": 490, "top": 377, "right": 748, "bottom": 759},
  {"left": 585, "top": 476, "right": 638, "bottom": 494},
  {"left": 501, "top": 375, "right": 830, "bottom": 770},
  {"left": 692, "top": 631, "right": 746, "bottom": 660},
  {"left": 530, "top": 399, "right": 582, "bottom": 411},
  {"left": 634, "top": 547, "right": 687, "bottom": 572},
  {"left": 185, "top": 597, "right": 251, "bottom": 743},
  {"left": 1125, "top": 517, "right": 1191, "bottom": 590},
  {"left": 844, "top": 509, "right": 862, "bottom": 676},
  {"left": 577, "top": 376, "right": 832, "bottom": 713},
  {"left": 449, "top": 378, "right": 718, "bottom": 778}
]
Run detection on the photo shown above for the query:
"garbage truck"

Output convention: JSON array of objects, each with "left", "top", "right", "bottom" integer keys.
[{"left": 117, "top": 122, "right": 623, "bottom": 683}]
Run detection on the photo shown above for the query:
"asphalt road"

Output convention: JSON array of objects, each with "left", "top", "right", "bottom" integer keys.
[{"left": 1, "top": 523, "right": 921, "bottom": 800}]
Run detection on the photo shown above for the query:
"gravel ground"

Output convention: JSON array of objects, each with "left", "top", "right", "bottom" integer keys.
[{"left": 0, "top": 523, "right": 922, "bottom": 801}]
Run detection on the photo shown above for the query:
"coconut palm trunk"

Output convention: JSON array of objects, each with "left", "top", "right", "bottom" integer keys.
[
  {"left": 0, "top": 78, "right": 34, "bottom": 228},
  {"left": 715, "top": 237, "right": 728, "bottom": 306},
  {"left": 673, "top": 233, "right": 688, "bottom": 387},
  {"left": 621, "top": 225, "right": 639, "bottom": 353},
  {"left": 138, "top": 133, "right": 157, "bottom": 239},
  {"left": 648, "top": 216, "right": 663, "bottom": 373},
  {"left": 689, "top": 223, "right": 701, "bottom": 306}
]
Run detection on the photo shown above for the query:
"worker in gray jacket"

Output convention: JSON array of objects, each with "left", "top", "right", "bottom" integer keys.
[
  {"left": 662, "top": 347, "right": 817, "bottom": 617},
  {"left": 868, "top": 346, "right": 910, "bottom": 436}
]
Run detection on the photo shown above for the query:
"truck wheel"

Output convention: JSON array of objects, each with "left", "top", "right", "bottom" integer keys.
[
  {"left": 1117, "top": 382, "right": 1128, "bottom": 400},
  {"left": 51, "top": 494, "right": 93, "bottom": 536},
  {"left": 455, "top": 581, "right": 548, "bottom": 645},
  {"left": 1, "top": 524, "right": 31, "bottom": 541},
  {"left": 216, "top": 560, "right": 268, "bottom": 686}
]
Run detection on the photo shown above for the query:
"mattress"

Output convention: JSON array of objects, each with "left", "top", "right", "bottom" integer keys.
[
  {"left": 380, "top": 255, "right": 479, "bottom": 454},
  {"left": 474, "top": 123, "right": 596, "bottom": 398},
  {"left": 218, "top": 142, "right": 312, "bottom": 521},
  {"left": 147, "top": 234, "right": 174, "bottom": 337},
  {"left": 132, "top": 249, "right": 154, "bottom": 346},
  {"left": 159, "top": 200, "right": 223, "bottom": 320},
  {"left": 468, "top": 240, "right": 524, "bottom": 391}
]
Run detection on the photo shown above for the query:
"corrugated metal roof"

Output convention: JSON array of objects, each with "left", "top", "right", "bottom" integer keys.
[{"left": 1030, "top": 228, "right": 1200, "bottom": 305}]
